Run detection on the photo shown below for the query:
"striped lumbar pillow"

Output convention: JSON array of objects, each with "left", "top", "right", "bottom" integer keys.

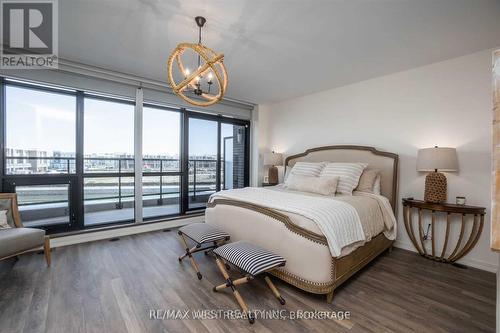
[
  {"left": 290, "top": 162, "right": 326, "bottom": 177},
  {"left": 286, "top": 174, "right": 339, "bottom": 196},
  {"left": 320, "top": 163, "right": 368, "bottom": 195}
]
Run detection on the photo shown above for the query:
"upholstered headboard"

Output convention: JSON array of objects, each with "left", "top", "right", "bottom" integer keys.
[{"left": 285, "top": 145, "right": 399, "bottom": 213}]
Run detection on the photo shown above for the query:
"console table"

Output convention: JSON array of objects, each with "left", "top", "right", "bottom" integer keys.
[{"left": 402, "top": 198, "right": 485, "bottom": 263}]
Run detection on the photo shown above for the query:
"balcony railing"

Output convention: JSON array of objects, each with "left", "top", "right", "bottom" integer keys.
[{"left": 6, "top": 156, "right": 222, "bottom": 207}]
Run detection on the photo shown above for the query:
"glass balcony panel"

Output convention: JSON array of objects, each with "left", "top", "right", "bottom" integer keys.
[
  {"left": 83, "top": 177, "right": 135, "bottom": 226},
  {"left": 16, "top": 184, "right": 71, "bottom": 228},
  {"left": 142, "top": 175, "right": 180, "bottom": 219}
]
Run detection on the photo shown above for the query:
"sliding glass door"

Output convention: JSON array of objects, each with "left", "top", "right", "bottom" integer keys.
[
  {"left": 187, "top": 117, "right": 218, "bottom": 210},
  {"left": 83, "top": 96, "right": 135, "bottom": 226},
  {"left": 185, "top": 113, "right": 249, "bottom": 211},
  {"left": 221, "top": 123, "right": 247, "bottom": 190},
  {"left": 142, "top": 105, "right": 181, "bottom": 219}
]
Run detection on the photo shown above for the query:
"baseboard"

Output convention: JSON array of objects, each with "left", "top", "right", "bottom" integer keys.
[
  {"left": 393, "top": 240, "right": 498, "bottom": 273},
  {"left": 50, "top": 215, "right": 203, "bottom": 248}
]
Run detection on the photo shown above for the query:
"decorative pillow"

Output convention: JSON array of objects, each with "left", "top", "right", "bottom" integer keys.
[
  {"left": 0, "top": 210, "right": 10, "bottom": 229},
  {"left": 320, "top": 163, "right": 368, "bottom": 195},
  {"left": 290, "top": 162, "right": 326, "bottom": 177},
  {"left": 286, "top": 174, "right": 339, "bottom": 196},
  {"left": 373, "top": 174, "right": 381, "bottom": 195},
  {"left": 355, "top": 169, "right": 381, "bottom": 193}
]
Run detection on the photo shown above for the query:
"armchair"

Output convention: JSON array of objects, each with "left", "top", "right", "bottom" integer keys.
[{"left": 0, "top": 193, "right": 51, "bottom": 266}]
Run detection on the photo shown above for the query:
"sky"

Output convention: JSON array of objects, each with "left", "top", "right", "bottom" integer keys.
[{"left": 6, "top": 85, "right": 237, "bottom": 157}]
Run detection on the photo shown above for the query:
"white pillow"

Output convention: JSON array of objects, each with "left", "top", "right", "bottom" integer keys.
[
  {"left": 0, "top": 210, "right": 10, "bottom": 229},
  {"left": 286, "top": 174, "right": 339, "bottom": 196},
  {"left": 290, "top": 162, "right": 326, "bottom": 177},
  {"left": 373, "top": 174, "right": 381, "bottom": 195},
  {"left": 320, "top": 163, "right": 368, "bottom": 195}
]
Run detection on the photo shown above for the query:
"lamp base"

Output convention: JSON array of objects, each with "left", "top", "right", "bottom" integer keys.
[
  {"left": 424, "top": 172, "right": 447, "bottom": 203},
  {"left": 268, "top": 166, "right": 279, "bottom": 185}
]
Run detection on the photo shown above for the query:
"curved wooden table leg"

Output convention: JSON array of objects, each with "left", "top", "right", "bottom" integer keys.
[
  {"left": 447, "top": 214, "right": 466, "bottom": 261},
  {"left": 404, "top": 206, "right": 423, "bottom": 255},
  {"left": 418, "top": 209, "right": 428, "bottom": 256},
  {"left": 431, "top": 211, "right": 436, "bottom": 257},
  {"left": 450, "top": 214, "right": 484, "bottom": 262},
  {"left": 440, "top": 213, "right": 451, "bottom": 260}
]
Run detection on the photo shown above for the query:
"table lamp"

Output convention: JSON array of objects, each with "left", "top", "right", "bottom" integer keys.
[
  {"left": 263, "top": 151, "right": 283, "bottom": 185},
  {"left": 417, "top": 146, "right": 458, "bottom": 203}
]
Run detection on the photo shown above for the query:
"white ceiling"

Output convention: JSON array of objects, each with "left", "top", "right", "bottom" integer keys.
[{"left": 60, "top": 0, "right": 500, "bottom": 104}]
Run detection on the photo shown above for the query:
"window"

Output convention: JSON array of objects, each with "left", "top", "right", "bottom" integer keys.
[
  {"left": 0, "top": 79, "right": 250, "bottom": 234},
  {"left": 142, "top": 106, "right": 181, "bottom": 218},
  {"left": 83, "top": 97, "right": 135, "bottom": 225},
  {"left": 3, "top": 83, "right": 77, "bottom": 231},
  {"left": 5, "top": 85, "right": 76, "bottom": 174},
  {"left": 188, "top": 117, "right": 218, "bottom": 210},
  {"left": 221, "top": 123, "right": 247, "bottom": 190}
]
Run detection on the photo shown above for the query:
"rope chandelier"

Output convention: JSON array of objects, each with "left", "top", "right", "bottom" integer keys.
[{"left": 167, "top": 16, "right": 228, "bottom": 107}]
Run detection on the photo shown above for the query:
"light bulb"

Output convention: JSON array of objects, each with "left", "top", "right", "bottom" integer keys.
[
  {"left": 184, "top": 68, "right": 190, "bottom": 76},
  {"left": 207, "top": 72, "right": 213, "bottom": 82}
]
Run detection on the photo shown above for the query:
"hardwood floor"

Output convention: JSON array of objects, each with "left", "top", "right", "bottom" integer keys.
[{"left": 0, "top": 230, "right": 495, "bottom": 333}]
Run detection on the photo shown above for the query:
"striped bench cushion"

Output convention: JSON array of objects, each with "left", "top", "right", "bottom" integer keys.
[
  {"left": 178, "top": 223, "right": 230, "bottom": 244},
  {"left": 214, "top": 241, "right": 286, "bottom": 276}
]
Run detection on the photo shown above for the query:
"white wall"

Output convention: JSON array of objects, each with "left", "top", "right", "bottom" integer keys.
[{"left": 259, "top": 49, "right": 498, "bottom": 271}]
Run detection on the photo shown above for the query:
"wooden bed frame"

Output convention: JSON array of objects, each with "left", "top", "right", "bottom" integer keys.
[{"left": 208, "top": 145, "right": 399, "bottom": 303}]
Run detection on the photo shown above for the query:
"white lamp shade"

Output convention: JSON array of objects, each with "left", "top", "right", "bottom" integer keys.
[
  {"left": 263, "top": 152, "right": 283, "bottom": 166},
  {"left": 417, "top": 147, "right": 458, "bottom": 172}
]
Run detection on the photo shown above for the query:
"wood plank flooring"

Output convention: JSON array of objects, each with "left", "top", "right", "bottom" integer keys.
[{"left": 0, "top": 230, "right": 495, "bottom": 333}]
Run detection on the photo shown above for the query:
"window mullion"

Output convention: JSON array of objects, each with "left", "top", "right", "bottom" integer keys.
[
  {"left": 0, "top": 77, "right": 5, "bottom": 192},
  {"left": 134, "top": 87, "right": 143, "bottom": 223},
  {"left": 75, "top": 91, "right": 85, "bottom": 229}
]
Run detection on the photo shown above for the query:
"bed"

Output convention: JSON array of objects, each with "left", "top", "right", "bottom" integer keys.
[{"left": 205, "top": 145, "right": 399, "bottom": 303}]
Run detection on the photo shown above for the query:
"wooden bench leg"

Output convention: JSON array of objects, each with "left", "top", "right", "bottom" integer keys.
[
  {"left": 179, "top": 245, "right": 198, "bottom": 261},
  {"left": 44, "top": 236, "right": 51, "bottom": 267},
  {"left": 214, "top": 258, "right": 254, "bottom": 324},
  {"left": 233, "top": 289, "right": 254, "bottom": 324},
  {"left": 264, "top": 276, "right": 285, "bottom": 305},
  {"left": 178, "top": 234, "right": 202, "bottom": 279}
]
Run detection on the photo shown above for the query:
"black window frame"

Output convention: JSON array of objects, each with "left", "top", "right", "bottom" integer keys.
[
  {"left": 81, "top": 93, "right": 137, "bottom": 228},
  {"left": 0, "top": 77, "right": 251, "bottom": 234},
  {"left": 1, "top": 78, "right": 81, "bottom": 233},
  {"left": 142, "top": 102, "right": 183, "bottom": 221}
]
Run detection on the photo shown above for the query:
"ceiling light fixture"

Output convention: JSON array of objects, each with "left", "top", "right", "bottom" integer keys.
[{"left": 167, "top": 16, "right": 228, "bottom": 107}]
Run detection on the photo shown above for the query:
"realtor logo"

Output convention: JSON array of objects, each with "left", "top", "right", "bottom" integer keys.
[{"left": 1, "top": 0, "right": 58, "bottom": 69}]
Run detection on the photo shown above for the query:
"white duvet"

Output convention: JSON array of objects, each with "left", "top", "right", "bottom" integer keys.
[{"left": 210, "top": 187, "right": 371, "bottom": 257}]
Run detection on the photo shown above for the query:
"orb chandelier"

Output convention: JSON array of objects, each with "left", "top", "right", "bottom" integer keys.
[{"left": 167, "top": 16, "right": 228, "bottom": 107}]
